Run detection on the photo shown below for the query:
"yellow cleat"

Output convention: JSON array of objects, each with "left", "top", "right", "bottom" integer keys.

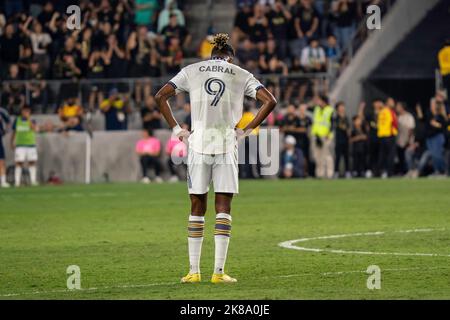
[
  {"left": 181, "top": 273, "right": 201, "bottom": 283},
  {"left": 211, "top": 273, "right": 237, "bottom": 284}
]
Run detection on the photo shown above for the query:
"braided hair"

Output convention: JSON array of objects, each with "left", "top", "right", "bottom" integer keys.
[{"left": 211, "top": 33, "right": 235, "bottom": 58}]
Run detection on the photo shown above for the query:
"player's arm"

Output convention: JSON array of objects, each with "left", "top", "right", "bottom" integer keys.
[
  {"left": 242, "top": 87, "right": 277, "bottom": 133},
  {"left": 155, "top": 83, "right": 190, "bottom": 141}
]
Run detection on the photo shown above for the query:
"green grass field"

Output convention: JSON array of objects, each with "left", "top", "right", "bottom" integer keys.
[{"left": 1, "top": 179, "right": 450, "bottom": 299}]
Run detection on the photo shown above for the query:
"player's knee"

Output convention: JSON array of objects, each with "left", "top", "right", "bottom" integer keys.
[
  {"left": 215, "top": 203, "right": 231, "bottom": 214},
  {"left": 190, "top": 196, "right": 207, "bottom": 215}
]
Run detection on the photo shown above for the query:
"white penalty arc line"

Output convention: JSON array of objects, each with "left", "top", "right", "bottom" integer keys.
[{"left": 278, "top": 228, "right": 450, "bottom": 257}]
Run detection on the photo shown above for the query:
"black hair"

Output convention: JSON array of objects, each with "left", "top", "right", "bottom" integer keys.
[
  {"left": 335, "top": 101, "right": 345, "bottom": 109},
  {"left": 211, "top": 33, "right": 235, "bottom": 58}
]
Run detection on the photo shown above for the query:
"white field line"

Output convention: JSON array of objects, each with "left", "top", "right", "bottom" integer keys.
[
  {"left": 2, "top": 228, "right": 448, "bottom": 298},
  {"left": 0, "top": 281, "right": 178, "bottom": 298},
  {"left": 3, "top": 266, "right": 450, "bottom": 298},
  {"left": 278, "top": 228, "right": 450, "bottom": 257}
]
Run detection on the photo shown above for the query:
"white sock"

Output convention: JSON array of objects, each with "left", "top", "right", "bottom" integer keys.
[
  {"left": 15, "top": 166, "right": 22, "bottom": 186},
  {"left": 188, "top": 215, "right": 205, "bottom": 274},
  {"left": 29, "top": 166, "right": 37, "bottom": 184},
  {"left": 0, "top": 175, "right": 6, "bottom": 185},
  {"left": 214, "top": 213, "right": 232, "bottom": 275}
]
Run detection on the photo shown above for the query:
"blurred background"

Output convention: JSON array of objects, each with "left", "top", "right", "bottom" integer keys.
[{"left": 0, "top": 0, "right": 449, "bottom": 185}]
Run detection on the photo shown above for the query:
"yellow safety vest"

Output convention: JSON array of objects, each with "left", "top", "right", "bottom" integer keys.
[
  {"left": 312, "top": 105, "right": 334, "bottom": 138},
  {"left": 438, "top": 46, "right": 450, "bottom": 76}
]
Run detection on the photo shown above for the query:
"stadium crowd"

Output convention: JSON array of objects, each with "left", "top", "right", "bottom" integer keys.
[
  {"left": 0, "top": 0, "right": 190, "bottom": 114},
  {"left": 1, "top": 0, "right": 449, "bottom": 186}
]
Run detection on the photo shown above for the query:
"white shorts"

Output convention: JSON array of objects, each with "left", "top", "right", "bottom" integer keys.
[
  {"left": 187, "top": 148, "right": 239, "bottom": 194},
  {"left": 15, "top": 147, "right": 38, "bottom": 163}
]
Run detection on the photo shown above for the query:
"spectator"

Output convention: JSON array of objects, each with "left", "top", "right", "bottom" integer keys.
[
  {"left": 21, "top": 17, "right": 52, "bottom": 73},
  {"left": 136, "top": 129, "right": 163, "bottom": 183},
  {"left": 37, "top": 1, "right": 56, "bottom": 31},
  {"left": 362, "top": 99, "right": 382, "bottom": 177},
  {"left": 104, "top": 34, "right": 128, "bottom": 90},
  {"left": 165, "top": 135, "right": 187, "bottom": 182},
  {"left": 198, "top": 32, "right": 215, "bottom": 59},
  {"left": 2, "top": 64, "right": 25, "bottom": 115},
  {"left": 161, "top": 36, "right": 183, "bottom": 75},
  {"left": 232, "top": 2, "right": 253, "bottom": 46},
  {"left": 324, "top": 34, "right": 341, "bottom": 62},
  {"left": 26, "top": 60, "right": 48, "bottom": 113},
  {"left": 291, "top": 0, "right": 320, "bottom": 58},
  {"left": 311, "top": 95, "right": 334, "bottom": 178},
  {"left": 280, "top": 104, "right": 302, "bottom": 146},
  {"left": 266, "top": 0, "right": 292, "bottom": 60},
  {"left": 377, "top": 97, "right": 398, "bottom": 178},
  {"left": 100, "top": 88, "right": 130, "bottom": 131},
  {"left": 405, "top": 104, "right": 428, "bottom": 178},
  {"left": 18, "top": 46, "right": 33, "bottom": 77},
  {"left": 141, "top": 95, "right": 162, "bottom": 131},
  {"left": 127, "top": 26, "right": 158, "bottom": 104},
  {"left": 350, "top": 114, "right": 368, "bottom": 177},
  {"left": 11, "top": 105, "right": 39, "bottom": 187},
  {"left": 259, "top": 38, "right": 289, "bottom": 75},
  {"left": 297, "top": 103, "right": 312, "bottom": 176},
  {"left": 333, "top": 101, "right": 351, "bottom": 178},
  {"left": 438, "top": 39, "right": 450, "bottom": 96},
  {"left": 331, "top": 0, "right": 357, "bottom": 49},
  {"left": 395, "top": 102, "right": 415, "bottom": 175},
  {"left": 54, "top": 37, "right": 82, "bottom": 101},
  {"left": 300, "top": 38, "right": 326, "bottom": 73},
  {"left": 425, "top": 97, "right": 447, "bottom": 176},
  {"left": 236, "top": 37, "right": 260, "bottom": 73},
  {"left": 248, "top": 4, "right": 269, "bottom": 51},
  {"left": 280, "top": 135, "right": 304, "bottom": 178},
  {"left": 160, "top": 13, "right": 191, "bottom": 50},
  {"left": 157, "top": 0, "right": 185, "bottom": 33},
  {"left": 134, "top": 0, "right": 159, "bottom": 28},
  {"left": 87, "top": 46, "right": 110, "bottom": 111},
  {"left": 58, "top": 98, "right": 84, "bottom": 132},
  {"left": 0, "top": 24, "right": 22, "bottom": 70},
  {"left": 0, "top": 107, "right": 10, "bottom": 187}
]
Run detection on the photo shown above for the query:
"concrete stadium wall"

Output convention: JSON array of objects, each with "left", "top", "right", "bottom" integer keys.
[{"left": 2, "top": 129, "right": 175, "bottom": 183}]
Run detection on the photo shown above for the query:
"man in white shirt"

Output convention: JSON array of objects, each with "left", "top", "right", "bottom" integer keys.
[
  {"left": 155, "top": 33, "right": 277, "bottom": 284},
  {"left": 396, "top": 101, "right": 415, "bottom": 174}
]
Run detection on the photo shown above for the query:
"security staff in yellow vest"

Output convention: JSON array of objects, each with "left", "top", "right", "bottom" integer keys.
[{"left": 311, "top": 95, "right": 334, "bottom": 178}]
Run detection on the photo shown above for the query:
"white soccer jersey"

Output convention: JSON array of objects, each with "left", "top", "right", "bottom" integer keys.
[{"left": 169, "top": 58, "right": 263, "bottom": 155}]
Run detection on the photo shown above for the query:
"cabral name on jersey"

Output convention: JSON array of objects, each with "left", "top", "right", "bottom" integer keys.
[{"left": 199, "top": 65, "right": 236, "bottom": 75}]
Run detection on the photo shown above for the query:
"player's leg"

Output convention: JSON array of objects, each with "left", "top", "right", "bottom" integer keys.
[
  {"left": 182, "top": 150, "right": 212, "bottom": 283},
  {"left": 211, "top": 151, "right": 238, "bottom": 283},
  {"left": 185, "top": 193, "right": 207, "bottom": 281},
  {"left": 27, "top": 147, "right": 38, "bottom": 186},
  {"left": 14, "top": 147, "right": 25, "bottom": 187}
]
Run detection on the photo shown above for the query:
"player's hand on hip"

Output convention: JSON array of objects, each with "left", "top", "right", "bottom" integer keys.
[
  {"left": 236, "top": 128, "right": 252, "bottom": 141},
  {"left": 172, "top": 125, "right": 190, "bottom": 142}
]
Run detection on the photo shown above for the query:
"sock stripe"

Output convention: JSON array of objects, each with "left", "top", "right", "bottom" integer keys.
[
  {"left": 188, "top": 219, "right": 204, "bottom": 238},
  {"left": 214, "top": 217, "right": 231, "bottom": 237}
]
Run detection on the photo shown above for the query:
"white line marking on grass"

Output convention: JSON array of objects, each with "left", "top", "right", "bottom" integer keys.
[
  {"left": 278, "top": 228, "right": 450, "bottom": 257},
  {"left": 0, "top": 281, "right": 178, "bottom": 298},
  {"left": 2, "top": 265, "right": 450, "bottom": 298},
  {"left": 276, "top": 266, "right": 448, "bottom": 279}
]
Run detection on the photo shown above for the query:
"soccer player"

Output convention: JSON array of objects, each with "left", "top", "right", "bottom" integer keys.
[
  {"left": 11, "top": 105, "right": 39, "bottom": 187},
  {"left": 155, "top": 33, "right": 277, "bottom": 284}
]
